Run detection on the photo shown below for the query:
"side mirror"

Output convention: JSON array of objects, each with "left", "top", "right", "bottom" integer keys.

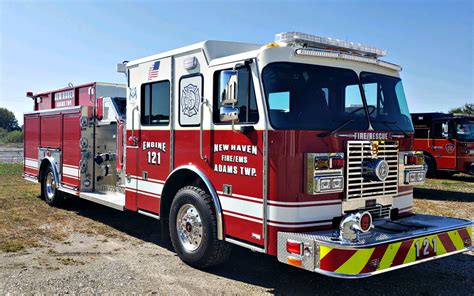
[
  {"left": 97, "top": 96, "right": 103, "bottom": 120},
  {"left": 442, "top": 122, "right": 453, "bottom": 139},
  {"left": 219, "top": 70, "right": 238, "bottom": 105},
  {"left": 220, "top": 106, "right": 239, "bottom": 123}
]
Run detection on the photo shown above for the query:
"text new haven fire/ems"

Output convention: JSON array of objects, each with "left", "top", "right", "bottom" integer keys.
[{"left": 23, "top": 32, "right": 472, "bottom": 278}]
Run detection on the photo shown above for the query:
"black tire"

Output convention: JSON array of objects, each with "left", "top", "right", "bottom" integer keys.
[
  {"left": 169, "top": 186, "right": 231, "bottom": 268},
  {"left": 41, "top": 165, "right": 64, "bottom": 206},
  {"left": 424, "top": 155, "right": 436, "bottom": 177}
]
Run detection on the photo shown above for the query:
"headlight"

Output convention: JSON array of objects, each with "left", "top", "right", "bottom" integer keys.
[
  {"left": 404, "top": 170, "right": 425, "bottom": 185},
  {"left": 305, "top": 153, "right": 345, "bottom": 194}
]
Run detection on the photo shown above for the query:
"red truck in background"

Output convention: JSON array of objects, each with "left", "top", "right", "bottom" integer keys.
[{"left": 411, "top": 112, "right": 474, "bottom": 176}]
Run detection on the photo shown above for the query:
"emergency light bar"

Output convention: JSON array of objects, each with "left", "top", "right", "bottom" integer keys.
[
  {"left": 295, "top": 48, "right": 402, "bottom": 71},
  {"left": 275, "top": 32, "right": 387, "bottom": 58}
]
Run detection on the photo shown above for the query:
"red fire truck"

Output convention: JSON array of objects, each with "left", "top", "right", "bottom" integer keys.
[
  {"left": 23, "top": 32, "right": 471, "bottom": 278},
  {"left": 412, "top": 112, "right": 474, "bottom": 176}
]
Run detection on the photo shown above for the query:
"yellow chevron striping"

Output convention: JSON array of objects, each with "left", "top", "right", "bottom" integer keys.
[
  {"left": 335, "top": 248, "right": 375, "bottom": 275},
  {"left": 436, "top": 233, "right": 448, "bottom": 255},
  {"left": 378, "top": 242, "right": 401, "bottom": 270},
  {"left": 403, "top": 239, "right": 416, "bottom": 264},
  {"left": 320, "top": 245, "right": 332, "bottom": 261},
  {"left": 448, "top": 230, "right": 464, "bottom": 250}
]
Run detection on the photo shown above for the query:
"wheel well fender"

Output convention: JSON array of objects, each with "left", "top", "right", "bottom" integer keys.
[
  {"left": 38, "top": 157, "right": 60, "bottom": 188},
  {"left": 422, "top": 151, "right": 436, "bottom": 169},
  {"left": 160, "top": 165, "right": 223, "bottom": 240}
]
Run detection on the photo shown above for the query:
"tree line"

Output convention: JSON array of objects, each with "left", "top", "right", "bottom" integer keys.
[{"left": 0, "top": 107, "right": 22, "bottom": 146}]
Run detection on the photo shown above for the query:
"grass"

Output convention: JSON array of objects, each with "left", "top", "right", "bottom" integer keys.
[
  {"left": 0, "top": 163, "right": 126, "bottom": 253},
  {"left": 413, "top": 173, "right": 474, "bottom": 220}
]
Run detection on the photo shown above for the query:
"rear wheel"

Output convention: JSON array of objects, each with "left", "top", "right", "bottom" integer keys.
[
  {"left": 41, "top": 165, "right": 63, "bottom": 206},
  {"left": 169, "top": 186, "right": 231, "bottom": 268}
]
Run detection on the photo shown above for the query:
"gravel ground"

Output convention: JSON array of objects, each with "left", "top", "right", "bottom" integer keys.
[
  {"left": 0, "top": 148, "right": 23, "bottom": 163},
  {"left": 1, "top": 198, "right": 473, "bottom": 295}
]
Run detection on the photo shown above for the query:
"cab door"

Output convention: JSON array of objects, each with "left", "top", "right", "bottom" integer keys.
[
  {"left": 210, "top": 64, "right": 265, "bottom": 246},
  {"left": 432, "top": 120, "right": 456, "bottom": 170},
  {"left": 126, "top": 57, "right": 173, "bottom": 214}
]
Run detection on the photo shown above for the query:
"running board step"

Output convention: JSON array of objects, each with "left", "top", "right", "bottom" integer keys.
[{"left": 79, "top": 192, "right": 125, "bottom": 211}]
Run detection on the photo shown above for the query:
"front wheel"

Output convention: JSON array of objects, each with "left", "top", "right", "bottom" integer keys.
[
  {"left": 424, "top": 155, "right": 436, "bottom": 177},
  {"left": 41, "top": 165, "right": 63, "bottom": 206},
  {"left": 169, "top": 186, "right": 231, "bottom": 268}
]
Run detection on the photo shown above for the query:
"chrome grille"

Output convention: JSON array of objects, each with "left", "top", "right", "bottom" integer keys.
[
  {"left": 344, "top": 204, "right": 391, "bottom": 219},
  {"left": 346, "top": 141, "right": 399, "bottom": 199}
]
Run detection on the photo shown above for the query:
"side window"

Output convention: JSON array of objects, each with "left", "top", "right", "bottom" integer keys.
[
  {"left": 141, "top": 80, "right": 170, "bottom": 125},
  {"left": 214, "top": 67, "right": 259, "bottom": 124},
  {"left": 432, "top": 122, "right": 445, "bottom": 138},
  {"left": 413, "top": 126, "right": 429, "bottom": 138},
  {"left": 179, "top": 74, "right": 203, "bottom": 126}
]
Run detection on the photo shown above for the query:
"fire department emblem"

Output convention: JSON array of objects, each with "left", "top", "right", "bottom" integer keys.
[
  {"left": 445, "top": 144, "right": 455, "bottom": 154},
  {"left": 129, "top": 87, "right": 137, "bottom": 101},
  {"left": 181, "top": 84, "right": 200, "bottom": 117},
  {"left": 370, "top": 141, "right": 379, "bottom": 159}
]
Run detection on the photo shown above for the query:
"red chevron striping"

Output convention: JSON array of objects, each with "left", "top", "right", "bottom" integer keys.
[
  {"left": 320, "top": 249, "right": 357, "bottom": 271},
  {"left": 391, "top": 239, "right": 413, "bottom": 267},
  {"left": 360, "top": 244, "right": 389, "bottom": 273},
  {"left": 438, "top": 232, "right": 456, "bottom": 253},
  {"left": 457, "top": 228, "right": 471, "bottom": 247}
]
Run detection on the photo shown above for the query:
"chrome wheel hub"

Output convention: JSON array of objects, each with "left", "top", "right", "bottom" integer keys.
[
  {"left": 176, "top": 204, "right": 203, "bottom": 251},
  {"left": 45, "top": 171, "right": 56, "bottom": 200}
]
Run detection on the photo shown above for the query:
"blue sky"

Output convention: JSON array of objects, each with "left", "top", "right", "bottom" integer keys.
[{"left": 1, "top": 0, "right": 472, "bottom": 125}]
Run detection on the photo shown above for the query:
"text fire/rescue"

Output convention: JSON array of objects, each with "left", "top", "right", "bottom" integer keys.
[{"left": 213, "top": 144, "right": 257, "bottom": 177}]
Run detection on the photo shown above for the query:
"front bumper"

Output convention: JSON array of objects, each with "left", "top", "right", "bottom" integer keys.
[{"left": 277, "top": 214, "right": 472, "bottom": 278}]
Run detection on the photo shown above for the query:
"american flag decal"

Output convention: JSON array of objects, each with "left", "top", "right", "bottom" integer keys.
[{"left": 148, "top": 61, "right": 160, "bottom": 80}]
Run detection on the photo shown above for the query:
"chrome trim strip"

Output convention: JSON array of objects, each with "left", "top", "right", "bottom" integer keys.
[
  {"left": 254, "top": 58, "right": 269, "bottom": 253},
  {"left": 58, "top": 186, "right": 79, "bottom": 196},
  {"left": 22, "top": 175, "right": 38, "bottom": 183},
  {"left": 24, "top": 105, "right": 82, "bottom": 115},
  {"left": 138, "top": 209, "right": 160, "bottom": 220},
  {"left": 169, "top": 56, "right": 175, "bottom": 172},
  {"left": 314, "top": 248, "right": 469, "bottom": 279},
  {"left": 225, "top": 238, "right": 265, "bottom": 253},
  {"left": 166, "top": 165, "right": 223, "bottom": 240}
]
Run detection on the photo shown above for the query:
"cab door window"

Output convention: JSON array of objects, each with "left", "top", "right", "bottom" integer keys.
[
  {"left": 141, "top": 80, "right": 170, "bottom": 125},
  {"left": 214, "top": 67, "right": 259, "bottom": 124}
]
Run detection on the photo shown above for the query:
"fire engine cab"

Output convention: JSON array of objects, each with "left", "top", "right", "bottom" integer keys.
[
  {"left": 23, "top": 32, "right": 472, "bottom": 278},
  {"left": 411, "top": 112, "right": 474, "bottom": 176}
]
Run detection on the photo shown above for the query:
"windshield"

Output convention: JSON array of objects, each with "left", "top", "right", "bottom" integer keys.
[
  {"left": 456, "top": 121, "right": 474, "bottom": 141},
  {"left": 360, "top": 72, "right": 413, "bottom": 132},
  {"left": 262, "top": 62, "right": 369, "bottom": 131}
]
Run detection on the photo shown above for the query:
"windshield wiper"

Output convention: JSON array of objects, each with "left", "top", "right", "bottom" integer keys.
[
  {"left": 318, "top": 119, "right": 355, "bottom": 138},
  {"left": 373, "top": 120, "right": 409, "bottom": 138}
]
